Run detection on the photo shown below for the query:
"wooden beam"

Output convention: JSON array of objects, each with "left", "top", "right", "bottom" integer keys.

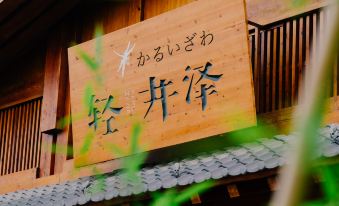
[
  {"left": 0, "top": 0, "right": 81, "bottom": 67},
  {"left": 267, "top": 177, "right": 278, "bottom": 191},
  {"left": 259, "top": 96, "right": 339, "bottom": 133},
  {"left": 39, "top": 133, "right": 55, "bottom": 177},
  {"left": 143, "top": 0, "right": 193, "bottom": 20},
  {"left": 0, "top": 168, "right": 37, "bottom": 194},
  {"left": 246, "top": 0, "right": 330, "bottom": 26},
  {"left": 191, "top": 194, "right": 202, "bottom": 204},
  {"left": 40, "top": 28, "right": 68, "bottom": 134},
  {"left": 0, "top": 0, "right": 55, "bottom": 48},
  {"left": 227, "top": 184, "right": 240, "bottom": 198},
  {"left": 0, "top": 0, "right": 26, "bottom": 23},
  {"left": 39, "top": 25, "right": 70, "bottom": 176}
]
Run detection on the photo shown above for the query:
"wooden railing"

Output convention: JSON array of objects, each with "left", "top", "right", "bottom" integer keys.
[
  {"left": 0, "top": 97, "right": 42, "bottom": 176},
  {"left": 249, "top": 8, "right": 339, "bottom": 114}
]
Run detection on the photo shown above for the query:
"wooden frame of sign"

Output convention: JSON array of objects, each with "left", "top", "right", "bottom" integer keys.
[{"left": 68, "top": 0, "right": 256, "bottom": 167}]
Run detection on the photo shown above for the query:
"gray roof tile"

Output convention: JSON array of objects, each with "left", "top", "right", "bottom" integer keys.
[
  {"left": 193, "top": 170, "right": 211, "bottom": 183},
  {"left": 246, "top": 160, "right": 265, "bottom": 173},
  {"left": 228, "top": 163, "right": 246, "bottom": 176},
  {"left": 2, "top": 124, "right": 339, "bottom": 205}
]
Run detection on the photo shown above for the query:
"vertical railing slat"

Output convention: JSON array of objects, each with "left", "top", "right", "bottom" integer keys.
[
  {"left": 266, "top": 30, "right": 271, "bottom": 112},
  {"left": 298, "top": 17, "right": 304, "bottom": 102},
  {"left": 291, "top": 19, "right": 297, "bottom": 106},
  {"left": 254, "top": 28, "right": 261, "bottom": 112},
  {"left": 260, "top": 31, "right": 265, "bottom": 113},
  {"left": 278, "top": 26, "right": 284, "bottom": 109},
  {"left": 272, "top": 28, "right": 278, "bottom": 111},
  {"left": 285, "top": 21, "right": 291, "bottom": 108}
]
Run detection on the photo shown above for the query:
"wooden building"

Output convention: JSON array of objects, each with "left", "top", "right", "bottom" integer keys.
[{"left": 0, "top": 0, "right": 338, "bottom": 205}]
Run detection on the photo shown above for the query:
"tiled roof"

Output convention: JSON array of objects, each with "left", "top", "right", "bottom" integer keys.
[{"left": 1, "top": 124, "right": 339, "bottom": 206}]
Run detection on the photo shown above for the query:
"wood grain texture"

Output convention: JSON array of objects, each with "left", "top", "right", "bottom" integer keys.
[
  {"left": 69, "top": 0, "right": 256, "bottom": 167},
  {"left": 291, "top": 19, "right": 297, "bottom": 106},
  {"left": 266, "top": 30, "right": 271, "bottom": 112},
  {"left": 40, "top": 29, "right": 67, "bottom": 133},
  {"left": 246, "top": 0, "right": 329, "bottom": 25},
  {"left": 0, "top": 98, "right": 42, "bottom": 176},
  {"left": 254, "top": 28, "right": 261, "bottom": 112},
  {"left": 39, "top": 133, "right": 54, "bottom": 177},
  {"left": 0, "top": 168, "right": 37, "bottom": 194},
  {"left": 298, "top": 17, "right": 304, "bottom": 103},
  {"left": 278, "top": 26, "right": 284, "bottom": 109},
  {"left": 285, "top": 21, "right": 291, "bottom": 108},
  {"left": 0, "top": 46, "right": 45, "bottom": 110},
  {"left": 272, "top": 28, "right": 277, "bottom": 111},
  {"left": 144, "top": 0, "right": 193, "bottom": 19},
  {"left": 39, "top": 25, "right": 69, "bottom": 176},
  {"left": 260, "top": 97, "right": 339, "bottom": 133},
  {"left": 260, "top": 31, "right": 265, "bottom": 113}
]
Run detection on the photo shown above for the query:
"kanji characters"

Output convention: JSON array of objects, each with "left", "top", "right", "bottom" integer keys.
[
  {"left": 88, "top": 95, "right": 123, "bottom": 135},
  {"left": 139, "top": 77, "right": 178, "bottom": 121},
  {"left": 183, "top": 62, "right": 223, "bottom": 111}
]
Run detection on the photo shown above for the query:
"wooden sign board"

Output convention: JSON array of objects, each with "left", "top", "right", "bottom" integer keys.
[{"left": 68, "top": 0, "right": 256, "bottom": 167}]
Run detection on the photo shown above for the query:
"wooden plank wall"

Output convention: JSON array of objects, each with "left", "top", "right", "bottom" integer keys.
[
  {"left": 0, "top": 46, "right": 45, "bottom": 110},
  {"left": 246, "top": 0, "right": 329, "bottom": 25},
  {"left": 249, "top": 8, "right": 339, "bottom": 114},
  {"left": 0, "top": 98, "right": 42, "bottom": 176}
]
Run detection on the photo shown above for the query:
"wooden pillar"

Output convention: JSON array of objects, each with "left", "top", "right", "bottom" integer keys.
[
  {"left": 39, "top": 26, "right": 69, "bottom": 177},
  {"left": 191, "top": 194, "right": 202, "bottom": 204},
  {"left": 267, "top": 177, "right": 278, "bottom": 191},
  {"left": 227, "top": 184, "right": 240, "bottom": 198}
]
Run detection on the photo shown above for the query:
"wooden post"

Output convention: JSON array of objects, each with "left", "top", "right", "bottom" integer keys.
[
  {"left": 39, "top": 27, "right": 69, "bottom": 176},
  {"left": 267, "top": 177, "right": 278, "bottom": 191},
  {"left": 227, "top": 184, "right": 240, "bottom": 198},
  {"left": 191, "top": 194, "right": 202, "bottom": 204}
]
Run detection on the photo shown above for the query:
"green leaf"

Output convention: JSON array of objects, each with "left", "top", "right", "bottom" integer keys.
[
  {"left": 83, "top": 85, "right": 94, "bottom": 112},
  {"left": 227, "top": 120, "right": 277, "bottom": 144},
  {"left": 78, "top": 49, "right": 99, "bottom": 71},
  {"left": 57, "top": 115, "right": 71, "bottom": 129},
  {"left": 105, "top": 142, "right": 126, "bottom": 157},
  {"left": 291, "top": 0, "right": 310, "bottom": 8},
  {"left": 151, "top": 190, "right": 177, "bottom": 206},
  {"left": 301, "top": 200, "right": 326, "bottom": 206},
  {"left": 130, "top": 123, "right": 142, "bottom": 154},
  {"left": 91, "top": 167, "right": 106, "bottom": 193},
  {"left": 94, "top": 24, "right": 103, "bottom": 68},
  {"left": 80, "top": 131, "right": 95, "bottom": 155},
  {"left": 318, "top": 166, "right": 338, "bottom": 202}
]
